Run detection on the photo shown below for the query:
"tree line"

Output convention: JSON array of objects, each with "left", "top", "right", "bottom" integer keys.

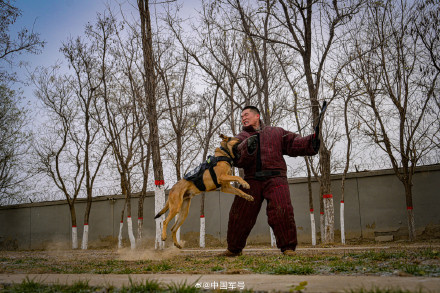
[{"left": 1, "top": 0, "right": 438, "bottom": 248}]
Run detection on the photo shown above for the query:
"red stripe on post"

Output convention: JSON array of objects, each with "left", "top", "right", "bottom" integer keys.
[
  {"left": 155, "top": 180, "right": 165, "bottom": 186},
  {"left": 341, "top": 200, "right": 344, "bottom": 203},
  {"left": 310, "top": 209, "right": 314, "bottom": 212},
  {"left": 323, "top": 194, "right": 333, "bottom": 198},
  {"left": 200, "top": 215, "right": 205, "bottom": 218},
  {"left": 407, "top": 206, "right": 413, "bottom": 210},
  {"left": 127, "top": 216, "right": 131, "bottom": 218},
  {"left": 138, "top": 217, "right": 143, "bottom": 220},
  {"left": 72, "top": 225, "right": 77, "bottom": 228},
  {"left": 84, "top": 223, "right": 88, "bottom": 226},
  {"left": 320, "top": 212, "right": 324, "bottom": 215}
]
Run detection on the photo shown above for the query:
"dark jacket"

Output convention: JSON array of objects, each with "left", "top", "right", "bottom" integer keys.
[{"left": 234, "top": 122, "right": 318, "bottom": 180}]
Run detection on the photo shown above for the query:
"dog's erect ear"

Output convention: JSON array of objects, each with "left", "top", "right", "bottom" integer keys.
[{"left": 219, "top": 134, "right": 228, "bottom": 141}]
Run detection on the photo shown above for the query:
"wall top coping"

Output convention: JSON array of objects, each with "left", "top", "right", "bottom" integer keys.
[
  {"left": 1, "top": 164, "right": 439, "bottom": 210},
  {"left": 287, "top": 163, "right": 440, "bottom": 184}
]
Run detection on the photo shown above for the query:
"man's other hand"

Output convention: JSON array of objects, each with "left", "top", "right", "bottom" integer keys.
[{"left": 247, "top": 135, "right": 258, "bottom": 154}]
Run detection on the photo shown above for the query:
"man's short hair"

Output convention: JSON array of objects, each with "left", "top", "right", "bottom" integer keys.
[{"left": 242, "top": 105, "right": 260, "bottom": 115}]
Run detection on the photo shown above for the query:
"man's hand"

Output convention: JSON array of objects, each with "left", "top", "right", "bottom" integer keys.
[{"left": 247, "top": 134, "right": 258, "bottom": 154}]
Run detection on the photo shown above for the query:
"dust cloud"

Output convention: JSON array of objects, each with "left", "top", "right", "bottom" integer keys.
[{"left": 117, "top": 245, "right": 183, "bottom": 261}]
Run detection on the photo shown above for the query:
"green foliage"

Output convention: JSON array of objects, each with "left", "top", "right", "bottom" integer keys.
[
  {"left": 2, "top": 277, "right": 99, "bottom": 293},
  {"left": 120, "top": 278, "right": 162, "bottom": 292},
  {"left": 166, "top": 280, "right": 201, "bottom": 293},
  {"left": 291, "top": 281, "right": 308, "bottom": 293},
  {"left": 211, "top": 265, "right": 224, "bottom": 271},
  {"left": 272, "top": 264, "right": 314, "bottom": 275},
  {"left": 348, "top": 287, "right": 426, "bottom": 293}
]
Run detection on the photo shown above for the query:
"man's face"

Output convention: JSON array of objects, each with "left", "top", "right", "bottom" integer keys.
[{"left": 241, "top": 109, "right": 260, "bottom": 128}]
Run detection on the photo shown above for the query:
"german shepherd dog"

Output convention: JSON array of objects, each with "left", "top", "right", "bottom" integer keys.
[{"left": 154, "top": 134, "right": 254, "bottom": 248}]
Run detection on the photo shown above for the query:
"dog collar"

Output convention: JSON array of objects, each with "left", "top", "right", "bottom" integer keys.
[{"left": 220, "top": 146, "right": 233, "bottom": 160}]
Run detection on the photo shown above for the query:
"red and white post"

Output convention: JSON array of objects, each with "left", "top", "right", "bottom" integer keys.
[
  {"left": 127, "top": 216, "right": 136, "bottom": 249},
  {"left": 81, "top": 223, "right": 89, "bottom": 250},
  {"left": 270, "top": 227, "right": 276, "bottom": 247},
  {"left": 72, "top": 225, "right": 78, "bottom": 249},
  {"left": 155, "top": 180, "right": 165, "bottom": 250},
  {"left": 118, "top": 220, "right": 123, "bottom": 249},
  {"left": 310, "top": 209, "right": 316, "bottom": 246},
  {"left": 200, "top": 215, "right": 205, "bottom": 248},
  {"left": 340, "top": 200, "right": 345, "bottom": 244}
]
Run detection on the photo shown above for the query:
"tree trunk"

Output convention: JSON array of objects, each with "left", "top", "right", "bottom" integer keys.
[
  {"left": 154, "top": 184, "right": 165, "bottom": 249},
  {"left": 200, "top": 193, "right": 205, "bottom": 248},
  {"left": 126, "top": 192, "right": 136, "bottom": 249},
  {"left": 323, "top": 195, "right": 334, "bottom": 243},
  {"left": 310, "top": 211, "right": 316, "bottom": 246},
  {"left": 175, "top": 213, "right": 181, "bottom": 245},
  {"left": 118, "top": 200, "right": 126, "bottom": 249},
  {"left": 127, "top": 216, "right": 136, "bottom": 249},
  {"left": 320, "top": 147, "right": 334, "bottom": 243},
  {"left": 81, "top": 224, "right": 89, "bottom": 250},
  {"left": 137, "top": 218, "right": 143, "bottom": 243},
  {"left": 137, "top": 137, "right": 151, "bottom": 242},
  {"left": 320, "top": 198, "right": 325, "bottom": 244},
  {"left": 200, "top": 215, "right": 205, "bottom": 248},
  {"left": 69, "top": 205, "right": 78, "bottom": 249},
  {"left": 270, "top": 227, "right": 276, "bottom": 247},
  {"left": 404, "top": 182, "right": 415, "bottom": 241},
  {"left": 340, "top": 201, "right": 345, "bottom": 245},
  {"left": 305, "top": 160, "right": 316, "bottom": 246},
  {"left": 81, "top": 189, "right": 92, "bottom": 250},
  {"left": 138, "top": 0, "right": 165, "bottom": 250}
]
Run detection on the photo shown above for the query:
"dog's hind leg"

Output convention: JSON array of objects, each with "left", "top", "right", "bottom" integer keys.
[
  {"left": 161, "top": 188, "right": 186, "bottom": 242},
  {"left": 171, "top": 198, "right": 192, "bottom": 249}
]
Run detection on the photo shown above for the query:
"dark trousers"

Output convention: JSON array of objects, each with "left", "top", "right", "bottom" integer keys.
[{"left": 227, "top": 176, "right": 297, "bottom": 253}]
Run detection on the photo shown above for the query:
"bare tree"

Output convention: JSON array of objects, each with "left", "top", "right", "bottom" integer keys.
[
  {"left": 274, "top": 44, "right": 318, "bottom": 244},
  {"left": 60, "top": 31, "right": 110, "bottom": 249},
  {"left": 272, "top": 0, "right": 365, "bottom": 243},
  {"left": 32, "top": 66, "right": 84, "bottom": 249},
  {"left": 157, "top": 47, "right": 199, "bottom": 181},
  {"left": 0, "top": 84, "right": 32, "bottom": 205},
  {"left": 0, "top": 0, "right": 44, "bottom": 203},
  {"left": 110, "top": 5, "right": 154, "bottom": 243},
  {"left": 99, "top": 18, "right": 134, "bottom": 249},
  {"left": 347, "top": 0, "right": 439, "bottom": 240},
  {"left": 0, "top": 0, "right": 45, "bottom": 81},
  {"left": 138, "top": 0, "right": 166, "bottom": 249}
]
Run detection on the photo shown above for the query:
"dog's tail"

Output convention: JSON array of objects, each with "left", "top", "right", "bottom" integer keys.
[{"left": 154, "top": 201, "right": 169, "bottom": 219}]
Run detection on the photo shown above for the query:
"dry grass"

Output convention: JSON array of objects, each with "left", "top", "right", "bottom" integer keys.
[{"left": 0, "top": 243, "right": 439, "bottom": 277}]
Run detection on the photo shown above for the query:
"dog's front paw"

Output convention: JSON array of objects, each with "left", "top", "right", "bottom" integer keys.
[
  {"left": 245, "top": 194, "right": 254, "bottom": 202},
  {"left": 241, "top": 181, "right": 250, "bottom": 189}
]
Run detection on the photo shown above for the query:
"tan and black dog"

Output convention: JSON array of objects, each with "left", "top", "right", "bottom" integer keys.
[{"left": 154, "top": 134, "right": 254, "bottom": 248}]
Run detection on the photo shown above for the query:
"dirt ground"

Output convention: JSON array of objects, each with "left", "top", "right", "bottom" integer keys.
[{"left": 1, "top": 243, "right": 440, "bottom": 292}]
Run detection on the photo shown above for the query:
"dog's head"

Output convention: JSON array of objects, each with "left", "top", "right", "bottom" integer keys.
[{"left": 219, "top": 134, "right": 241, "bottom": 160}]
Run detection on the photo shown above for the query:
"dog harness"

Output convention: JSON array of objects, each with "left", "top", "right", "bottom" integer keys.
[{"left": 183, "top": 155, "right": 233, "bottom": 191}]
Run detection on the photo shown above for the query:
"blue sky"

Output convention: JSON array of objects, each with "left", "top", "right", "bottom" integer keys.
[
  {"left": 14, "top": 1, "right": 114, "bottom": 65},
  {"left": 13, "top": 1, "right": 135, "bottom": 85},
  {"left": 11, "top": 0, "right": 198, "bottom": 109}
]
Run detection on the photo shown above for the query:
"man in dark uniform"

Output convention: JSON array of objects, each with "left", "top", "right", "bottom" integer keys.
[{"left": 224, "top": 106, "right": 320, "bottom": 256}]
